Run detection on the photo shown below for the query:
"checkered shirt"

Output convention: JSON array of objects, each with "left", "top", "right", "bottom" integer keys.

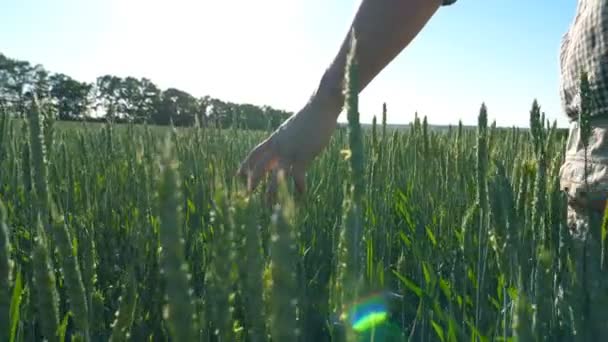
[{"left": 561, "top": 0, "right": 608, "bottom": 120}]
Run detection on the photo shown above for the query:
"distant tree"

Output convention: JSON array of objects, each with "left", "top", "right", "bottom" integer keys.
[
  {"left": 153, "top": 88, "right": 199, "bottom": 126},
  {"left": 0, "top": 54, "right": 14, "bottom": 112},
  {"left": 205, "top": 99, "right": 291, "bottom": 130},
  {"left": 0, "top": 55, "right": 33, "bottom": 117},
  {"left": 32, "top": 64, "right": 51, "bottom": 100},
  {"left": 96, "top": 75, "right": 123, "bottom": 120},
  {"left": 10, "top": 60, "right": 33, "bottom": 117},
  {"left": 136, "top": 78, "right": 161, "bottom": 122},
  {"left": 49, "top": 73, "right": 93, "bottom": 120},
  {"left": 240, "top": 103, "right": 265, "bottom": 129},
  {"left": 264, "top": 106, "right": 292, "bottom": 130},
  {"left": 0, "top": 51, "right": 294, "bottom": 129},
  {"left": 118, "top": 76, "right": 140, "bottom": 118},
  {"left": 117, "top": 77, "right": 161, "bottom": 122},
  {"left": 198, "top": 95, "right": 211, "bottom": 126},
  {"left": 206, "top": 98, "right": 227, "bottom": 128}
]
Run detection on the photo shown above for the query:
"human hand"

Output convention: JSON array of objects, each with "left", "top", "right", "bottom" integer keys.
[{"left": 237, "top": 101, "right": 337, "bottom": 199}]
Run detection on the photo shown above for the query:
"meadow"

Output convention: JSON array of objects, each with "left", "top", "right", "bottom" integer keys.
[{"left": 2, "top": 46, "right": 608, "bottom": 342}]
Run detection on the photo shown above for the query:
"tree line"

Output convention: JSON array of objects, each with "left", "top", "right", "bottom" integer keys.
[{"left": 0, "top": 52, "right": 292, "bottom": 129}]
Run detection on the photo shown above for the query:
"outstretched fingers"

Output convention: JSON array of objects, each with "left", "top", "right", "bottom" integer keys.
[
  {"left": 238, "top": 138, "right": 306, "bottom": 202},
  {"left": 238, "top": 140, "right": 278, "bottom": 192}
]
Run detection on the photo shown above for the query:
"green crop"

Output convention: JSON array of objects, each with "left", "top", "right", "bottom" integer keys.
[{"left": 1, "top": 59, "right": 607, "bottom": 341}]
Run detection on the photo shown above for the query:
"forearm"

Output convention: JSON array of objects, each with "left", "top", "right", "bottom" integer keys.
[{"left": 310, "top": 0, "right": 443, "bottom": 119}]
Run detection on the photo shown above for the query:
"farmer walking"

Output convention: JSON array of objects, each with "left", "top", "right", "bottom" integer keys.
[{"left": 239, "top": 0, "right": 608, "bottom": 335}]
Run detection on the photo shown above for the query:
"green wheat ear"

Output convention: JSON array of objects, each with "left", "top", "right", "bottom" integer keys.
[
  {"left": 512, "top": 274, "right": 534, "bottom": 341},
  {"left": 344, "top": 29, "right": 365, "bottom": 203},
  {"left": 268, "top": 170, "right": 300, "bottom": 341},
  {"left": 0, "top": 199, "right": 10, "bottom": 342},
  {"left": 238, "top": 196, "right": 266, "bottom": 342},
  {"left": 372, "top": 115, "right": 377, "bottom": 151},
  {"left": 579, "top": 70, "right": 592, "bottom": 201},
  {"left": 579, "top": 71, "right": 592, "bottom": 150},
  {"left": 27, "top": 96, "right": 50, "bottom": 229},
  {"left": 52, "top": 217, "right": 90, "bottom": 340},
  {"left": 32, "top": 220, "right": 60, "bottom": 342},
  {"left": 157, "top": 135, "right": 198, "bottom": 342},
  {"left": 334, "top": 31, "right": 368, "bottom": 341},
  {"left": 109, "top": 273, "right": 138, "bottom": 342},
  {"left": 382, "top": 102, "right": 387, "bottom": 141}
]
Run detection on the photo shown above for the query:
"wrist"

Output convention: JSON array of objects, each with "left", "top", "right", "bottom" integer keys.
[{"left": 308, "top": 68, "right": 344, "bottom": 121}]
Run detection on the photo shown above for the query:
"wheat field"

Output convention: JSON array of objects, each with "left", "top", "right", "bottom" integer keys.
[{"left": 2, "top": 46, "right": 608, "bottom": 342}]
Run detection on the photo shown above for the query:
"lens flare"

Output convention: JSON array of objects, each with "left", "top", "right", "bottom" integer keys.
[{"left": 347, "top": 293, "right": 389, "bottom": 333}]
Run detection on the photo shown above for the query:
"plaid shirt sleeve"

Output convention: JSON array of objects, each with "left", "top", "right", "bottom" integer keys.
[{"left": 560, "top": 0, "right": 608, "bottom": 120}]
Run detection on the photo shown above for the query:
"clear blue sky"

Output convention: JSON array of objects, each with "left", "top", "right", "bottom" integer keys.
[{"left": 1, "top": 0, "right": 577, "bottom": 127}]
